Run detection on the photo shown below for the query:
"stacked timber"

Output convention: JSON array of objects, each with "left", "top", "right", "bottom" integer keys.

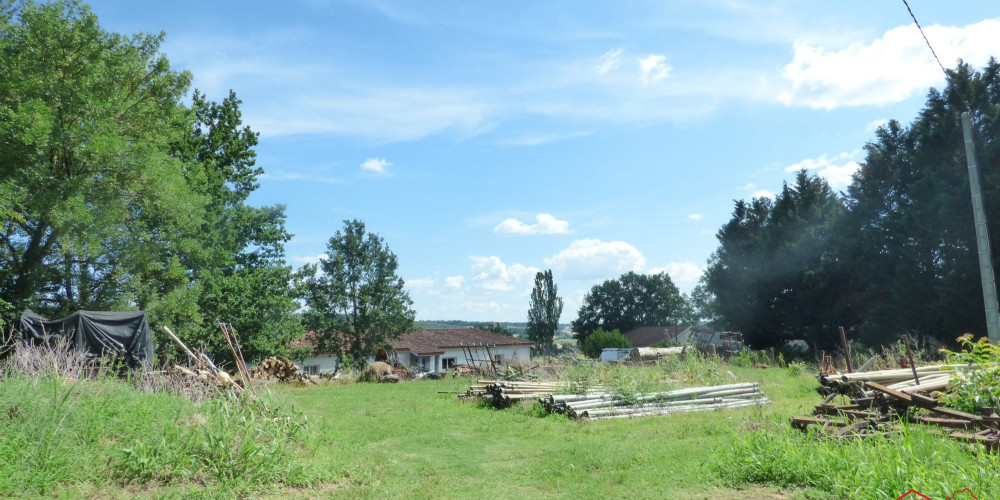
[
  {"left": 817, "top": 364, "right": 973, "bottom": 396},
  {"left": 792, "top": 363, "right": 1000, "bottom": 450},
  {"left": 544, "top": 382, "right": 769, "bottom": 420},
  {"left": 463, "top": 380, "right": 770, "bottom": 420}
]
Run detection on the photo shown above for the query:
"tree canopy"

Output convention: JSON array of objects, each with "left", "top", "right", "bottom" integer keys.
[
  {"left": 0, "top": 0, "right": 301, "bottom": 363},
  {"left": 701, "top": 59, "right": 1000, "bottom": 350},
  {"left": 297, "top": 219, "right": 416, "bottom": 365},
  {"left": 571, "top": 271, "right": 687, "bottom": 347}
]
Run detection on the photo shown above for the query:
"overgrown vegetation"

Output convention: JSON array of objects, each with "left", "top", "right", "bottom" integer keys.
[{"left": 580, "top": 328, "right": 629, "bottom": 358}]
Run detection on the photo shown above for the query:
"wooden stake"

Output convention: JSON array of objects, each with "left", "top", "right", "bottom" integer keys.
[
  {"left": 903, "top": 334, "right": 919, "bottom": 385},
  {"left": 839, "top": 326, "right": 854, "bottom": 373}
]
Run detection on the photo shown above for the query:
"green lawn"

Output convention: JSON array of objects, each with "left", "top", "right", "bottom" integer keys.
[
  {"left": 270, "top": 366, "right": 819, "bottom": 499},
  {"left": 17, "top": 362, "right": 957, "bottom": 499}
]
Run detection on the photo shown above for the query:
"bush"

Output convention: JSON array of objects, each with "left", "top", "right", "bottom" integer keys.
[
  {"left": 581, "top": 328, "right": 630, "bottom": 358},
  {"left": 939, "top": 334, "right": 1000, "bottom": 413}
]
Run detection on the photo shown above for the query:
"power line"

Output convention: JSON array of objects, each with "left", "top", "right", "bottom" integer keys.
[{"left": 900, "top": 0, "right": 949, "bottom": 79}]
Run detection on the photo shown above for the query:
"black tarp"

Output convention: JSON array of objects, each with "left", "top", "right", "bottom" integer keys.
[{"left": 19, "top": 310, "right": 154, "bottom": 367}]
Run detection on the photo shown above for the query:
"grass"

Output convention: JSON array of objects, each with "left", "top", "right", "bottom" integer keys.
[
  {"left": 0, "top": 374, "right": 319, "bottom": 498},
  {"left": 9, "top": 354, "right": 994, "bottom": 499}
]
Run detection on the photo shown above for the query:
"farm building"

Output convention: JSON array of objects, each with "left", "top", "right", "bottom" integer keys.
[{"left": 293, "top": 328, "right": 534, "bottom": 375}]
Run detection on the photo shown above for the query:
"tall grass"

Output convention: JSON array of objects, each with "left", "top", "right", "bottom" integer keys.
[
  {"left": 0, "top": 341, "right": 318, "bottom": 496},
  {"left": 710, "top": 419, "right": 1000, "bottom": 499}
]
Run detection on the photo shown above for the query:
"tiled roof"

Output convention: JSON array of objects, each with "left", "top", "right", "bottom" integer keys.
[
  {"left": 390, "top": 329, "right": 534, "bottom": 355},
  {"left": 291, "top": 328, "right": 533, "bottom": 356}
]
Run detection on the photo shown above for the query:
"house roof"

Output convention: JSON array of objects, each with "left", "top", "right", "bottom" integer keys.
[
  {"left": 291, "top": 328, "right": 533, "bottom": 356},
  {"left": 390, "top": 329, "right": 534, "bottom": 356},
  {"left": 622, "top": 326, "right": 689, "bottom": 347}
]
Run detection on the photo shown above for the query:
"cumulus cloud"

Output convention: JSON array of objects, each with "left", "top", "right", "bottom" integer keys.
[
  {"left": 638, "top": 54, "right": 672, "bottom": 85},
  {"left": 597, "top": 48, "right": 624, "bottom": 74},
  {"left": 687, "top": 214, "right": 703, "bottom": 221},
  {"left": 739, "top": 183, "right": 757, "bottom": 191},
  {"left": 361, "top": 158, "right": 392, "bottom": 174},
  {"left": 785, "top": 150, "right": 861, "bottom": 188},
  {"left": 445, "top": 275, "right": 465, "bottom": 289},
  {"left": 544, "top": 239, "right": 646, "bottom": 280},
  {"left": 647, "top": 262, "right": 705, "bottom": 290},
  {"left": 778, "top": 19, "right": 1000, "bottom": 109},
  {"left": 752, "top": 190, "right": 775, "bottom": 199},
  {"left": 469, "top": 256, "right": 539, "bottom": 292},
  {"left": 493, "top": 214, "right": 571, "bottom": 235},
  {"left": 407, "top": 277, "right": 435, "bottom": 290}
]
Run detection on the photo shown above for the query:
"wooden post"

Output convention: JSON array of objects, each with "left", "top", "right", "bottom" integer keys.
[
  {"left": 903, "top": 334, "right": 920, "bottom": 385},
  {"left": 839, "top": 326, "right": 854, "bottom": 373}
]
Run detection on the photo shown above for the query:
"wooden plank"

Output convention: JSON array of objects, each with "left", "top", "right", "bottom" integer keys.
[
  {"left": 931, "top": 406, "right": 982, "bottom": 421},
  {"left": 843, "top": 410, "right": 879, "bottom": 420},
  {"left": 949, "top": 431, "right": 1000, "bottom": 450},
  {"left": 790, "top": 416, "right": 847, "bottom": 430},
  {"left": 814, "top": 404, "right": 859, "bottom": 416},
  {"left": 908, "top": 393, "right": 939, "bottom": 410},
  {"left": 916, "top": 416, "right": 974, "bottom": 429}
]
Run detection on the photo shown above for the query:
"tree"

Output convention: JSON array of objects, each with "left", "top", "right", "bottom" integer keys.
[
  {"left": 703, "top": 171, "right": 847, "bottom": 350},
  {"left": 526, "top": 269, "right": 563, "bottom": 354},
  {"left": 571, "top": 271, "right": 687, "bottom": 347},
  {"left": 581, "top": 328, "right": 630, "bottom": 358},
  {"left": 298, "top": 220, "right": 415, "bottom": 366},
  {"left": 474, "top": 322, "right": 515, "bottom": 337},
  {"left": 0, "top": 1, "right": 303, "bottom": 364}
]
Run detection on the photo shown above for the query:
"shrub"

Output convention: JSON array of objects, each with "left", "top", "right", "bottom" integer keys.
[
  {"left": 939, "top": 334, "right": 1000, "bottom": 413},
  {"left": 581, "top": 328, "right": 630, "bottom": 358}
]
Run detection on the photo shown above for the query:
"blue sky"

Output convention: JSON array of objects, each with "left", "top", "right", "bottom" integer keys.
[{"left": 84, "top": 0, "right": 1000, "bottom": 321}]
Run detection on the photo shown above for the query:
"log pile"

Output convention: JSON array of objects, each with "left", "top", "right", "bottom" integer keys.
[
  {"left": 792, "top": 363, "right": 1000, "bottom": 450},
  {"left": 252, "top": 356, "right": 301, "bottom": 381},
  {"left": 463, "top": 380, "right": 770, "bottom": 420}
]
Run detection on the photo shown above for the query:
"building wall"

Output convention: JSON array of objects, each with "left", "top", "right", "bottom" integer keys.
[
  {"left": 298, "top": 345, "right": 531, "bottom": 374},
  {"left": 297, "top": 354, "right": 340, "bottom": 375}
]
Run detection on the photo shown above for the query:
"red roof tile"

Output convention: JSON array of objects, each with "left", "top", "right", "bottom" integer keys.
[{"left": 292, "top": 329, "right": 533, "bottom": 356}]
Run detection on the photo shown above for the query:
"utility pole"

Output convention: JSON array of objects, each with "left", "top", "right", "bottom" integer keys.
[{"left": 962, "top": 111, "right": 1000, "bottom": 342}]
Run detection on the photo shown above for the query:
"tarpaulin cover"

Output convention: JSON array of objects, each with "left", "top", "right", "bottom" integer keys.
[{"left": 18, "top": 310, "right": 154, "bottom": 367}]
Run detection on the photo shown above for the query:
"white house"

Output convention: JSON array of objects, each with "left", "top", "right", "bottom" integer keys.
[{"left": 293, "top": 328, "right": 534, "bottom": 375}]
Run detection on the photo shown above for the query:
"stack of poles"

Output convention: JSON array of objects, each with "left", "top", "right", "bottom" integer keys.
[
  {"left": 546, "top": 382, "right": 768, "bottom": 420},
  {"left": 467, "top": 380, "right": 607, "bottom": 407},
  {"left": 819, "top": 364, "right": 975, "bottom": 394}
]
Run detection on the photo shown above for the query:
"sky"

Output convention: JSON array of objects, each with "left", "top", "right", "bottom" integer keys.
[{"left": 82, "top": 0, "right": 1000, "bottom": 322}]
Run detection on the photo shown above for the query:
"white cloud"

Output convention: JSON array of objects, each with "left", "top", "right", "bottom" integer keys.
[
  {"left": 361, "top": 158, "right": 392, "bottom": 174},
  {"left": 445, "top": 275, "right": 465, "bottom": 289},
  {"left": 597, "top": 48, "right": 623, "bottom": 74},
  {"left": 865, "top": 118, "right": 889, "bottom": 133},
  {"left": 407, "top": 277, "right": 435, "bottom": 290},
  {"left": 752, "top": 190, "right": 775, "bottom": 199},
  {"left": 785, "top": 150, "right": 860, "bottom": 188},
  {"left": 469, "top": 256, "right": 539, "bottom": 292},
  {"left": 544, "top": 238, "right": 646, "bottom": 280},
  {"left": 739, "top": 183, "right": 757, "bottom": 191},
  {"left": 687, "top": 214, "right": 703, "bottom": 221},
  {"left": 638, "top": 54, "right": 672, "bottom": 85},
  {"left": 778, "top": 19, "right": 1000, "bottom": 109},
  {"left": 647, "top": 262, "right": 704, "bottom": 290},
  {"left": 291, "top": 253, "right": 328, "bottom": 265},
  {"left": 260, "top": 170, "right": 342, "bottom": 184},
  {"left": 493, "top": 213, "right": 572, "bottom": 235}
]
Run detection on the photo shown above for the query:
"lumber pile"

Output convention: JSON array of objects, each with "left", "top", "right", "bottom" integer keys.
[
  {"left": 463, "top": 380, "right": 770, "bottom": 420},
  {"left": 792, "top": 363, "right": 1000, "bottom": 450},
  {"left": 545, "top": 382, "right": 769, "bottom": 420}
]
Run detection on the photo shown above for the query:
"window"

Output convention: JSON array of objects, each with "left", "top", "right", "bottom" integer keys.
[
  {"left": 303, "top": 365, "right": 319, "bottom": 375},
  {"left": 442, "top": 357, "right": 457, "bottom": 369}
]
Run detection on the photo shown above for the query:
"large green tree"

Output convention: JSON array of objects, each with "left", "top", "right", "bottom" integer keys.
[
  {"left": 703, "top": 171, "right": 847, "bottom": 350},
  {"left": 297, "top": 220, "right": 416, "bottom": 365},
  {"left": 0, "top": 0, "right": 302, "bottom": 364},
  {"left": 526, "top": 269, "right": 563, "bottom": 354},
  {"left": 571, "top": 271, "right": 687, "bottom": 347}
]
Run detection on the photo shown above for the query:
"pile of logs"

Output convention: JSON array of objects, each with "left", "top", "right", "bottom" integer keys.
[
  {"left": 251, "top": 355, "right": 317, "bottom": 384},
  {"left": 462, "top": 380, "right": 770, "bottom": 421},
  {"left": 792, "top": 363, "right": 1000, "bottom": 450}
]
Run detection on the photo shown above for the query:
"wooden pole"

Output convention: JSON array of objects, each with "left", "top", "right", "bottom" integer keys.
[
  {"left": 903, "top": 334, "right": 920, "bottom": 385},
  {"left": 838, "top": 326, "right": 854, "bottom": 373},
  {"left": 161, "top": 326, "right": 202, "bottom": 367},
  {"left": 962, "top": 111, "right": 1000, "bottom": 342}
]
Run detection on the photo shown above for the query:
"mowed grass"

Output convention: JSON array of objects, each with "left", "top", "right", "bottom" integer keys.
[{"left": 272, "top": 365, "right": 820, "bottom": 499}]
